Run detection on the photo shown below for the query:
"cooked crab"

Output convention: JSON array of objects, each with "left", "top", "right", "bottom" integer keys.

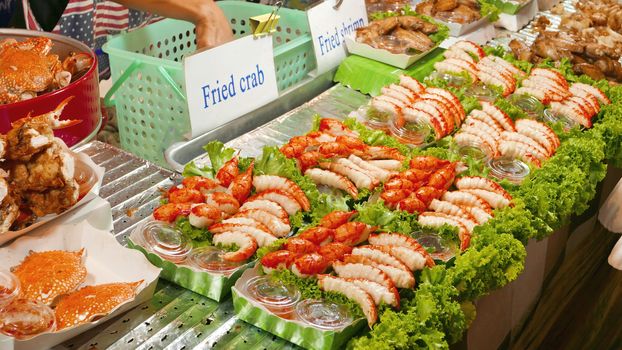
[
  {"left": 0, "top": 38, "right": 93, "bottom": 105},
  {"left": 10, "top": 139, "right": 75, "bottom": 192},
  {"left": 5, "top": 97, "right": 80, "bottom": 162},
  {"left": 54, "top": 281, "right": 142, "bottom": 330},
  {"left": 11, "top": 249, "right": 87, "bottom": 305},
  {"left": 21, "top": 180, "right": 79, "bottom": 217},
  {"left": 0, "top": 176, "right": 19, "bottom": 233}
]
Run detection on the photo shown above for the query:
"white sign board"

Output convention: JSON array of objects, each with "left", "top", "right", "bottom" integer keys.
[
  {"left": 184, "top": 35, "right": 279, "bottom": 138},
  {"left": 307, "top": 0, "right": 368, "bottom": 75}
]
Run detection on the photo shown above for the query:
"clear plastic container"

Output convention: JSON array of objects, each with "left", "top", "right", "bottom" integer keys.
[
  {"left": 362, "top": 105, "right": 393, "bottom": 132},
  {"left": 453, "top": 138, "right": 494, "bottom": 163},
  {"left": 295, "top": 299, "right": 353, "bottom": 330},
  {"left": 366, "top": 0, "right": 410, "bottom": 14},
  {"left": 137, "top": 220, "right": 192, "bottom": 264},
  {"left": 509, "top": 94, "right": 544, "bottom": 118},
  {"left": 542, "top": 108, "right": 578, "bottom": 131},
  {"left": 0, "top": 299, "right": 55, "bottom": 339},
  {"left": 0, "top": 271, "right": 20, "bottom": 309},
  {"left": 465, "top": 83, "right": 498, "bottom": 102},
  {"left": 412, "top": 232, "right": 456, "bottom": 262},
  {"left": 388, "top": 116, "right": 432, "bottom": 147},
  {"left": 427, "top": 71, "right": 470, "bottom": 88},
  {"left": 372, "top": 35, "right": 409, "bottom": 54},
  {"left": 246, "top": 276, "right": 300, "bottom": 319},
  {"left": 73, "top": 157, "right": 98, "bottom": 200},
  {"left": 487, "top": 157, "right": 530, "bottom": 184},
  {"left": 188, "top": 246, "right": 244, "bottom": 275}
]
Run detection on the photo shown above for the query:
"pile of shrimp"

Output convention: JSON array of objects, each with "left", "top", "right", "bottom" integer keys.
[
  {"left": 152, "top": 157, "right": 310, "bottom": 263},
  {"left": 280, "top": 118, "right": 406, "bottom": 198},
  {"left": 380, "top": 155, "right": 457, "bottom": 214},
  {"left": 260, "top": 210, "right": 435, "bottom": 326},
  {"left": 454, "top": 102, "right": 561, "bottom": 167},
  {"left": 437, "top": 41, "right": 610, "bottom": 128},
  {"left": 516, "top": 71, "right": 610, "bottom": 127},
  {"left": 418, "top": 176, "right": 513, "bottom": 251},
  {"left": 434, "top": 41, "right": 523, "bottom": 96},
  {"left": 370, "top": 75, "right": 465, "bottom": 140}
]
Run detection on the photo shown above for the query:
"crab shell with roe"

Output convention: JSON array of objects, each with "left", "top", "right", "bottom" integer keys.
[
  {"left": 11, "top": 249, "right": 87, "bottom": 305},
  {"left": 54, "top": 281, "right": 143, "bottom": 330}
]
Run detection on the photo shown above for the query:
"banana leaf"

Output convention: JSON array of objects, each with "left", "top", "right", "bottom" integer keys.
[{"left": 334, "top": 47, "right": 445, "bottom": 96}]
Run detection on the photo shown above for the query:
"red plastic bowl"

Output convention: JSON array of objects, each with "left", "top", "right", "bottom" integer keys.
[{"left": 0, "top": 29, "right": 101, "bottom": 147}]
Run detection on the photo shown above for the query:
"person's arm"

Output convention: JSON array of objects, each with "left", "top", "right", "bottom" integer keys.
[{"left": 115, "top": 0, "right": 233, "bottom": 49}]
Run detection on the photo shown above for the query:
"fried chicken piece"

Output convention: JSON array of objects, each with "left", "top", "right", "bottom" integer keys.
[
  {"left": 393, "top": 28, "right": 435, "bottom": 52},
  {"left": 397, "top": 16, "right": 438, "bottom": 34},
  {"left": 435, "top": 0, "right": 458, "bottom": 12},
  {"left": 573, "top": 63, "right": 606, "bottom": 80},
  {"left": 22, "top": 180, "right": 79, "bottom": 217},
  {"left": 356, "top": 17, "right": 399, "bottom": 44},
  {"left": 10, "top": 140, "right": 74, "bottom": 192},
  {"left": 416, "top": 1, "right": 435, "bottom": 16},
  {"left": 509, "top": 39, "right": 534, "bottom": 62},
  {"left": 444, "top": 4, "right": 481, "bottom": 23},
  {"left": 560, "top": 13, "right": 591, "bottom": 31},
  {"left": 533, "top": 16, "right": 552, "bottom": 31},
  {"left": 595, "top": 57, "right": 622, "bottom": 80}
]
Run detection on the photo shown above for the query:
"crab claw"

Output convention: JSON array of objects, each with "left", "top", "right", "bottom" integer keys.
[
  {"left": 53, "top": 118, "right": 82, "bottom": 129},
  {"left": 11, "top": 96, "right": 81, "bottom": 130},
  {"left": 62, "top": 52, "right": 94, "bottom": 75}
]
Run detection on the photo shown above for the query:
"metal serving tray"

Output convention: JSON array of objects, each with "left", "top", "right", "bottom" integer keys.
[{"left": 55, "top": 86, "right": 369, "bottom": 350}]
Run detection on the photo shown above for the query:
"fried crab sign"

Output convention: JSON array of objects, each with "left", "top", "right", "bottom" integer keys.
[
  {"left": 307, "top": 0, "right": 368, "bottom": 75},
  {"left": 184, "top": 35, "right": 279, "bottom": 138}
]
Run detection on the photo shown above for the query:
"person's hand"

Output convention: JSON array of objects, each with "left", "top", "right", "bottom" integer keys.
[{"left": 195, "top": 1, "right": 234, "bottom": 50}]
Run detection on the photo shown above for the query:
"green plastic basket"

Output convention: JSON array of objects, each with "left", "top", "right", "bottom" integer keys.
[{"left": 103, "top": 1, "right": 315, "bottom": 167}]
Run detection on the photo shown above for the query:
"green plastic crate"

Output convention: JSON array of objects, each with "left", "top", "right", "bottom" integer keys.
[{"left": 103, "top": 1, "right": 315, "bottom": 167}]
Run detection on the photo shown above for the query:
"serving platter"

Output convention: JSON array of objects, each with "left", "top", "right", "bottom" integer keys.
[{"left": 0, "top": 197, "right": 160, "bottom": 350}]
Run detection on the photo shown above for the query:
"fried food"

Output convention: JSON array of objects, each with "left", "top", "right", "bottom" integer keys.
[
  {"left": 510, "top": 0, "right": 622, "bottom": 82},
  {"left": 393, "top": 28, "right": 435, "bottom": 52},
  {"left": 21, "top": 180, "right": 79, "bottom": 217},
  {"left": 416, "top": 0, "right": 481, "bottom": 24},
  {"left": 356, "top": 16, "right": 439, "bottom": 54},
  {"left": 10, "top": 140, "right": 75, "bottom": 192},
  {"left": 11, "top": 249, "right": 87, "bottom": 305}
]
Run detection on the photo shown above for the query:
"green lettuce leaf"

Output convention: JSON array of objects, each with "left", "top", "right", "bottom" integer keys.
[
  {"left": 181, "top": 141, "right": 240, "bottom": 178},
  {"left": 354, "top": 201, "right": 421, "bottom": 235},
  {"left": 176, "top": 216, "right": 211, "bottom": 242}
]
